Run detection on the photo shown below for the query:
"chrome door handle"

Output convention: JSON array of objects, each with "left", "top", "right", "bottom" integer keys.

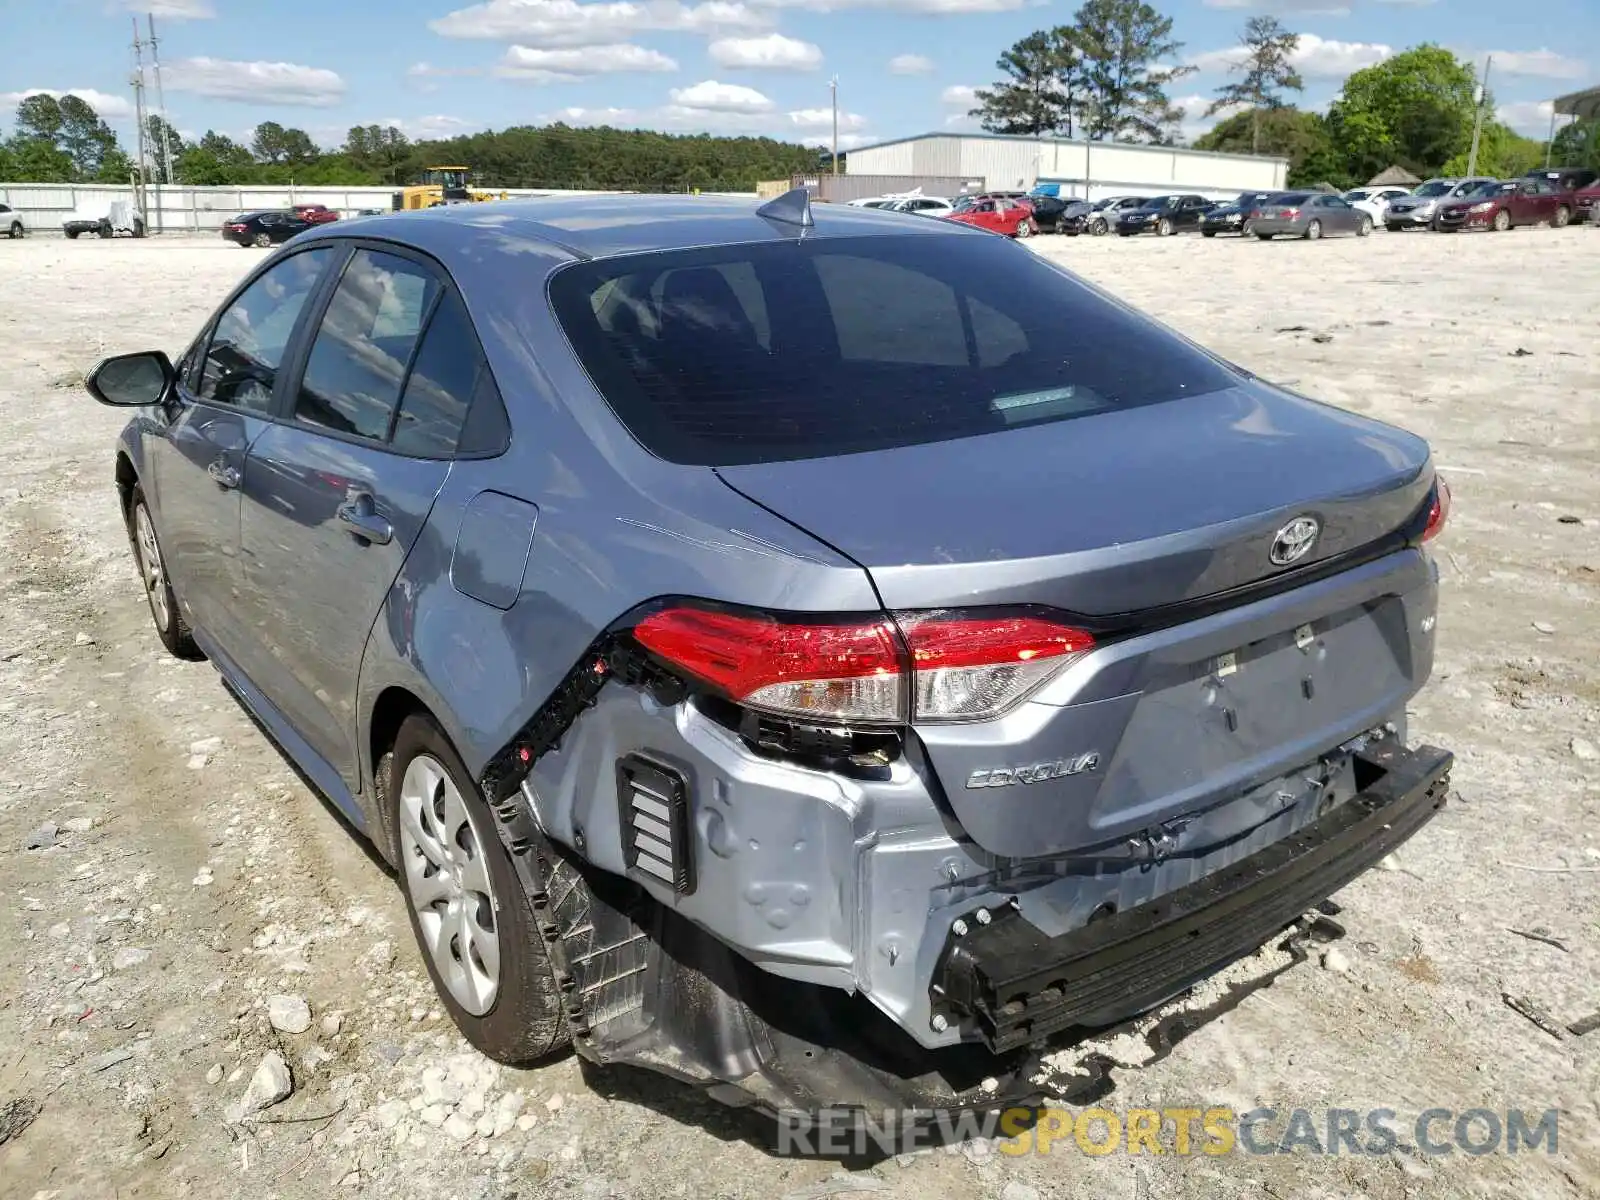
[
  {"left": 206, "top": 459, "right": 241, "bottom": 489},
  {"left": 336, "top": 494, "right": 393, "bottom": 545}
]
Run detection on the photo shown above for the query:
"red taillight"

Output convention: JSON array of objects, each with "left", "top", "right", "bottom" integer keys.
[
  {"left": 1284, "top": 208, "right": 1300, "bottom": 218},
  {"left": 632, "top": 606, "right": 1094, "bottom": 724},
  {"left": 1422, "top": 476, "right": 1451, "bottom": 542}
]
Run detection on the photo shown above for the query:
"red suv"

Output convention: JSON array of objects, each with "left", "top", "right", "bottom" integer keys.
[
  {"left": 1572, "top": 181, "right": 1600, "bottom": 224},
  {"left": 1432, "top": 178, "right": 1574, "bottom": 232},
  {"left": 291, "top": 204, "right": 341, "bottom": 225}
]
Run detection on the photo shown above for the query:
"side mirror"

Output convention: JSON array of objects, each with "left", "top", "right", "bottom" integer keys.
[{"left": 85, "top": 350, "right": 175, "bottom": 408}]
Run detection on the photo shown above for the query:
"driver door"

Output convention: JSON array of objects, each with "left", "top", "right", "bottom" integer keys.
[{"left": 148, "top": 245, "right": 338, "bottom": 651}]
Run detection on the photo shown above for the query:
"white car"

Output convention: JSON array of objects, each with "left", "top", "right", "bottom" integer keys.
[
  {"left": 1342, "top": 187, "right": 1411, "bottom": 224},
  {"left": 846, "top": 196, "right": 899, "bottom": 209},
  {"left": 888, "top": 196, "right": 954, "bottom": 218}
]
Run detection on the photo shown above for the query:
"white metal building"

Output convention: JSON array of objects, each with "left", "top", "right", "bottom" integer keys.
[{"left": 845, "top": 132, "right": 1288, "bottom": 201}]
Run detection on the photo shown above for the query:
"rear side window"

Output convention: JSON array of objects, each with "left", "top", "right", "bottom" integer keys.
[
  {"left": 391, "top": 290, "right": 482, "bottom": 457},
  {"left": 295, "top": 249, "right": 440, "bottom": 441},
  {"left": 550, "top": 233, "right": 1238, "bottom": 466}
]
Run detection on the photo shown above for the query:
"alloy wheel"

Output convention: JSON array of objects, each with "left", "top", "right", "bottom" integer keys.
[
  {"left": 399, "top": 754, "right": 501, "bottom": 1016},
  {"left": 133, "top": 503, "right": 170, "bottom": 633}
]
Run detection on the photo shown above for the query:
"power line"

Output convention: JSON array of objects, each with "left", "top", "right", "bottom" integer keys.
[{"left": 147, "top": 13, "right": 177, "bottom": 185}]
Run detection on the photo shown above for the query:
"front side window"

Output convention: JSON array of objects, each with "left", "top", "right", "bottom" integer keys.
[
  {"left": 551, "top": 233, "right": 1239, "bottom": 467},
  {"left": 197, "top": 247, "right": 332, "bottom": 413},
  {"left": 295, "top": 249, "right": 441, "bottom": 441}
]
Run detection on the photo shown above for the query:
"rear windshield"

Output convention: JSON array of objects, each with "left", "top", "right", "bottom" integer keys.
[
  {"left": 547, "top": 234, "right": 1239, "bottom": 466},
  {"left": 1414, "top": 181, "right": 1452, "bottom": 197},
  {"left": 1272, "top": 193, "right": 1312, "bottom": 205}
]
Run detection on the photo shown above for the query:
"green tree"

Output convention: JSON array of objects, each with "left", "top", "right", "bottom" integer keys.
[
  {"left": 343, "top": 124, "right": 411, "bottom": 184},
  {"left": 1207, "top": 16, "right": 1303, "bottom": 155},
  {"left": 176, "top": 130, "right": 254, "bottom": 184},
  {"left": 13, "top": 93, "right": 66, "bottom": 143},
  {"left": 5, "top": 136, "right": 75, "bottom": 182},
  {"left": 57, "top": 94, "right": 124, "bottom": 180},
  {"left": 970, "top": 28, "right": 1088, "bottom": 137},
  {"left": 1326, "top": 45, "right": 1477, "bottom": 180},
  {"left": 1550, "top": 116, "right": 1600, "bottom": 171},
  {"left": 1194, "top": 105, "right": 1346, "bottom": 187},
  {"left": 145, "top": 114, "right": 186, "bottom": 182},
  {"left": 250, "top": 121, "right": 320, "bottom": 166},
  {"left": 1073, "top": 0, "right": 1194, "bottom": 142},
  {"left": 1442, "top": 122, "right": 1545, "bottom": 178}
]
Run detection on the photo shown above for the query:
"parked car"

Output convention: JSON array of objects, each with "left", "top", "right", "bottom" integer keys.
[
  {"left": 222, "top": 210, "right": 314, "bottom": 248},
  {"left": 1116, "top": 194, "right": 1214, "bottom": 236},
  {"left": 1521, "top": 166, "right": 1597, "bottom": 193},
  {"left": 1432, "top": 178, "right": 1574, "bottom": 232},
  {"left": 887, "top": 195, "right": 955, "bottom": 218},
  {"left": 944, "top": 195, "right": 1037, "bottom": 237},
  {"left": 1, "top": 203, "right": 23, "bottom": 239},
  {"left": 1199, "top": 191, "right": 1279, "bottom": 237},
  {"left": 1019, "top": 193, "right": 1076, "bottom": 233},
  {"left": 1383, "top": 178, "right": 1498, "bottom": 231},
  {"left": 292, "top": 203, "right": 341, "bottom": 225},
  {"left": 1068, "top": 195, "right": 1148, "bottom": 236},
  {"left": 846, "top": 196, "right": 899, "bottom": 209},
  {"left": 1571, "top": 180, "right": 1600, "bottom": 224},
  {"left": 63, "top": 201, "right": 146, "bottom": 239},
  {"left": 1341, "top": 187, "right": 1412, "bottom": 224},
  {"left": 1251, "top": 192, "right": 1374, "bottom": 240},
  {"left": 82, "top": 190, "right": 1453, "bottom": 1114}
]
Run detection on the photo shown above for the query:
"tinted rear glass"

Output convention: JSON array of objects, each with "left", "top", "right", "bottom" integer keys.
[
  {"left": 548, "top": 234, "right": 1238, "bottom": 466},
  {"left": 1273, "top": 193, "right": 1312, "bottom": 205},
  {"left": 1414, "top": 182, "right": 1452, "bottom": 197}
]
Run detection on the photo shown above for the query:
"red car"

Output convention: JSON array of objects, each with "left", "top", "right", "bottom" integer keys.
[
  {"left": 1572, "top": 182, "right": 1600, "bottom": 224},
  {"left": 1432, "top": 178, "right": 1574, "bottom": 232},
  {"left": 291, "top": 204, "right": 341, "bottom": 225},
  {"left": 944, "top": 196, "right": 1037, "bottom": 238}
]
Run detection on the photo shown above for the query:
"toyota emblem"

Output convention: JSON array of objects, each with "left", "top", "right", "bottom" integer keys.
[{"left": 1269, "top": 516, "right": 1320, "bottom": 566}]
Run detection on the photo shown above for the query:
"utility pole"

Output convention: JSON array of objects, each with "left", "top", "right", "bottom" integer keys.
[
  {"left": 148, "top": 13, "right": 177, "bottom": 186},
  {"left": 1466, "top": 55, "right": 1492, "bottom": 178},
  {"left": 830, "top": 76, "right": 839, "bottom": 177},
  {"left": 130, "top": 17, "right": 150, "bottom": 220},
  {"left": 1545, "top": 107, "right": 1558, "bottom": 168}
]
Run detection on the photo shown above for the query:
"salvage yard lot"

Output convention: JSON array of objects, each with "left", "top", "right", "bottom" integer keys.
[{"left": 0, "top": 228, "right": 1596, "bottom": 1199}]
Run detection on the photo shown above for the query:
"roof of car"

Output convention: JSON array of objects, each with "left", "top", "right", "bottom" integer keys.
[{"left": 288, "top": 192, "right": 981, "bottom": 262}]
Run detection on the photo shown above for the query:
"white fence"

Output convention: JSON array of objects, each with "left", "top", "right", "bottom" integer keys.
[{"left": 0, "top": 182, "right": 758, "bottom": 236}]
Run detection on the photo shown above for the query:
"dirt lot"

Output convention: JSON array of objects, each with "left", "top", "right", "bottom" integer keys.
[{"left": 0, "top": 226, "right": 1596, "bottom": 1200}]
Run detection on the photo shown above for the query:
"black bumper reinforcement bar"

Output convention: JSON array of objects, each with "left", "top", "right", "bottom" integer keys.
[{"left": 932, "top": 739, "right": 1453, "bottom": 1053}]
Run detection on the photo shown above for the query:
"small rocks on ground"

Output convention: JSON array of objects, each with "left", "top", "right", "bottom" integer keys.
[
  {"left": 1532, "top": 621, "right": 1556, "bottom": 635},
  {"left": 320, "top": 1012, "right": 343, "bottom": 1038},
  {"left": 544, "top": 1093, "right": 564, "bottom": 1113},
  {"left": 235, "top": 1051, "right": 293, "bottom": 1118},
  {"left": 443, "top": 1114, "right": 476, "bottom": 1141},
  {"left": 205, "top": 1064, "right": 225, "bottom": 1085},
  {"left": 88, "top": 1047, "right": 134, "bottom": 1073},
  {"left": 515, "top": 1113, "right": 538, "bottom": 1132},
  {"left": 188, "top": 736, "right": 223, "bottom": 755},
  {"left": 1000, "top": 1183, "right": 1042, "bottom": 1200},
  {"left": 1571, "top": 737, "right": 1598, "bottom": 761},
  {"left": 24, "top": 823, "right": 58, "bottom": 850},
  {"left": 74, "top": 632, "right": 95, "bottom": 646},
  {"left": 111, "top": 947, "right": 152, "bottom": 971},
  {"left": 1321, "top": 948, "right": 1351, "bottom": 974},
  {"left": 62, "top": 817, "right": 93, "bottom": 834},
  {"left": 267, "top": 994, "right": 313, "bottom": 1035},
  {"left": 193, "top": 867, "right": 214, "bottom": 887}
]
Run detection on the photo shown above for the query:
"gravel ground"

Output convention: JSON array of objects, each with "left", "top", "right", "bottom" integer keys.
[{"left": 0, "top": 226, "right": 1596, "bottom": 1200}]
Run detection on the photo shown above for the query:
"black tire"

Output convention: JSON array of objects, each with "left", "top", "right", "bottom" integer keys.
[
  {"left": 1357, "top": 216, "right": 1373, "bottom": 237},
  {"left": 1385, "top": 223, "right": 1403, "bottom": 233},
  {"left": 6, "top": 221, "right": 21, "bottom": 240},
  {"left": 128, "top": 485, "right": 199, "bottom": 659},
  {"left": 1013, "top": 218, "right": 1034, "bottom": 238},
  {"left": 1255, "top": 232, "right": 1274, "bottom": 241},
  {"left": 1090, "top": 217, "right": 1107, "bottom": 236},
  {"left": 1156, "top": 217, "right": 1173, "bottom": 236},
  {"left": 390, "top": 713, "right": 570, "bottom": 1065},
  {"left": 1492, "top": 209, "right": 1510, "bottom": 232},
  {"left": 1553, "top": 205, "right": 1571, "bottom": 228},
  {"left": 66, "top": 230, "right": 80, "bottom": 240},
  {"left": 1304, "top": 219, "right": 1322, "bottom": 241},
  {"left": 132, "top": 219, "right": 145, "bottom": 239},
  {"left": 252, "top": 231, "right": 271, "bottom": 248},
  {"left": 97, "top": 221, "right": 112, "bottom": 239},
  {"left": 1201, "top": 230, "right": 1217, "bottom": 238}
]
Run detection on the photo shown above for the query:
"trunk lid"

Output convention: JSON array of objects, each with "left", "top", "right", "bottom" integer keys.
[
  {"left": 715, "top": 381, "right": 1433, "bottom": 618},
  {"left": 716, "top": 381, "right": 1439, "bottom": 859}
]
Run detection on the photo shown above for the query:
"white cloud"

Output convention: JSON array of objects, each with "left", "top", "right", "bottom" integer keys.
[
  {"left": 669, "top": 79, "right": 775, "bottom": 112},
  {"left": 1190, "top": 33, "right": 1391, "bottom": 81},
  {"left": 0, "top": 87, "right": 133, "bottom": 119},
  {"left": 124, "top": 0, "right": 215, "bottom": 16},
  {"left": 1202, "top": 0, "right": 1353, "bottom": 13},
  {"left": 709, "top": 34, "right": 822, "bottom": 71},
  {"left": 800, "top": 132, "right": 872, "bottom": 150},
  {"left": 1497, "top": 99, "right": 1556, "bottom": 136},
  {"left": 495, "top": 43, "right": 678, "bottom": 82},
  {"left": 888, "top": 54, "right": 934, "bottom": 75},
  {"left": 941, "top": 84, "right": 980, "bottom": 106},
  {"left": 376, "top": 114, "right": 480, "bottom": 140},
  {"left": 1480, "top": 49, "right": 1588, "bottom": 80},
  {"left": 165, "top": 58, "right": 346, "bottom": 107},
  {"left": 430, "top": 0, "right": 768, "bottom": 45},
  {"left": 786, "top": 107, "right": 867, "bottom": 131},
  {"left": 408, "top": 62, "right": 484, "bottom": 78},
  {"left": 1173, "top": 93, "right": 1226, "bottom": 143},
  {"left": 757, "top": 0, "right": 1026, "bottom": 11}
]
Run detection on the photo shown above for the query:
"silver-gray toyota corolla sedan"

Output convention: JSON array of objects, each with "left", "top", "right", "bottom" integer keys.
[{"left": 85, "top": 191, "right": 1453, "bottom": 1118}]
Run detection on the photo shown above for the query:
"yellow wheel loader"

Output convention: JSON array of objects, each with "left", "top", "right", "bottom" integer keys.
[{"left": 391, "top": 166, "right": 508, "bottom": 211}]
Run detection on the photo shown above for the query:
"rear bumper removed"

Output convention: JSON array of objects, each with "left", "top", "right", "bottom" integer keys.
[{"left": 930, "top": 738, "right": 1452, "bottom": 1053}]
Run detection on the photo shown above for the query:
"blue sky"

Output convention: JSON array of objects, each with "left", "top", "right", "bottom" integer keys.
[{"left": 3, "top": 0, "right": 1595, "bottom": 155}]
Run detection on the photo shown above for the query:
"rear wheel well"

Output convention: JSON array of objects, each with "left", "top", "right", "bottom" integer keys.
[{"left": 368, "top": 686, "right": 433, "bottom": 864}]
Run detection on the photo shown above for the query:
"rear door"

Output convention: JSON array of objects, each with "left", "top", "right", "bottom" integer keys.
[
  {"left": 235, "top": 244, "right": 478, "bottom": 784},
  {"left": 1177, "top": 196, "right": 1208, "bottom": 229},
  {"left": 148, "top": 246, "right": 336, "bottom": 650}
]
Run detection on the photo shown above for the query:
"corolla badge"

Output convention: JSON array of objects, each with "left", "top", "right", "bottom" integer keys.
[
  {"left": 966, "top": 753, "right": 1100, "bottom": 789},
  {"left": 1269, "top": 516, "right": 1321, "bottom": 566}
]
